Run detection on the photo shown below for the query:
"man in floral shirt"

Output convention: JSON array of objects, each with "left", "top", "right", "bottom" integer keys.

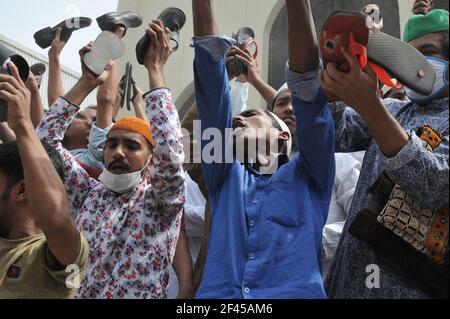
[{"left": 37, "top": 20, "right": 186, "bottom": 298}]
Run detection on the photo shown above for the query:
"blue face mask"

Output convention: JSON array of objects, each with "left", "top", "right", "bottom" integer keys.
[
  {"left": 230, "top": 80, "right": 249, "bottom": 116},
  {"left": 405, "top": 56, "right": 449, "bottom": 103}
]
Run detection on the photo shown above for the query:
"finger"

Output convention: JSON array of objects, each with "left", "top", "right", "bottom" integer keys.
[
  {"left": 241, "top": 48, "right": 254, "bottom": 61},
  {"left": 341, "top": 47, "right": 360, "bottom": 74},
  {"left": 413, "top": 0, "right": 430, "bottom": 10},
  {"left": 235, "top": 54, "right": 252, "bottom": 66},
  {"left": 0, "top": 81, "right": 19, "bottom": 96},
  {"left": 0, "top": 90, "right": 15, "bottom": 103},
  {"left": 322, "top": 69, "right": 341, "bottom": 90},
  {"left": 55, "top": 27, "right": 63, "bottom": 41},
  {"left": 326, "top": 63, "right": 346, "bottom": 84},
  {"left": 152, "top": 19, "right": 164, "bottom": 31},
  {"left": 318, "top": 70, "right": 328, "bottom": 90},
  {"left": 79, "top": 44, "right": 93, "bottom": 58},
  {"left": 7, "top": 62, "right": 25, "bottom": 88},
  {"left": 146, "top": 27, "right": 158, "bottom": 46},
  {"left": 226, "top": 56, "right": 234, "bottom": 63},
  {"left": 151, "top": 20, "right": 165, "bottom": 40}
]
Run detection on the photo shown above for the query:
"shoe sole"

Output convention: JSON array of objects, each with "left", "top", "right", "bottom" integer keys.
[{"left": 83, "top": 31, "right": 125, "bottom": 76}]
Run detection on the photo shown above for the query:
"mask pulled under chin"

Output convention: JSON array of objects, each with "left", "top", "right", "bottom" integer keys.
[
  {"left": 99, "top": 160, "right": 150, "bottom": 194},
  {"left": 405, "top": 56, "right": 449, "bottom": 103}
]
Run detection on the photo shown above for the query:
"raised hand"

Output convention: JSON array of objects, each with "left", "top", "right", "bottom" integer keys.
[
  {"left": 144, "top": 19, "right": 173, "bottom": 71},
  {"left": 48, "top": 28, "right": 67, "bottom": 58},
  {"left": 0, "top": 62, "right": 32, "bottom": 132},
  {"left": 412, "top": 0, "right": 433, "bottom": 15},
  {"left": 319, "top": 47, "right": 379, "bottom": 113},
  {"left": 79, "top": 43, "right": 113, "bottom": 87},
  {"left": 228, "top": 46, "right": 261, "bottom": 85}
]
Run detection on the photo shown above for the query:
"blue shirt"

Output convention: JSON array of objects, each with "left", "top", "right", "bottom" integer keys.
[
  {"left": 70, "top": 122, "right": 110, "bottom": 172},
  {"left": 193, "top": 37, "right": 336, "bottom": 299}
]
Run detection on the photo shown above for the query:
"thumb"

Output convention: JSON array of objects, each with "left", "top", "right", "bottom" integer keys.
[{"left": 7, "top": 62, "right": 24, "bottom": 86}]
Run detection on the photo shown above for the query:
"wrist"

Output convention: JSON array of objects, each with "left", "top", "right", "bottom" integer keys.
[
  {"left": 77, "top": 77, "right": 98, "bottom": 93},
  {"left": 249, "top": 75, "right": 263, "bottom": 87},
  {"left": 357, "top": 97, "right": 385, "bottom": 120},
  {"left": 48, "top": 51, "right": 61, "bottom": 60},
  {"left": 12, "top": 119, "right": 34, "bottom": 135},
  {"left": 146, "top": 63, "right": 163, "bottom": 74}
]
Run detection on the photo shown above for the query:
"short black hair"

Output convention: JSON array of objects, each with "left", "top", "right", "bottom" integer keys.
[{"left": 0, "top": 140, "right": 65, "bottom": 191}]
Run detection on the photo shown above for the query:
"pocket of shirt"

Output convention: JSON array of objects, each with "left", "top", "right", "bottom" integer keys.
[{"left": 262, "top": 184, "right": 304, "bottom": 228}]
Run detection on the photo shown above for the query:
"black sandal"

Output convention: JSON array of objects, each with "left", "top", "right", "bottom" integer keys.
[
  {"left": 34, "top": 17, "right": 92, "bottom": 49},
  {"left": 135, "top": 7, "right": 186, "bottom": 65},
  {"left": 97, "top": 11, "right": 143, "bottom": 36}
]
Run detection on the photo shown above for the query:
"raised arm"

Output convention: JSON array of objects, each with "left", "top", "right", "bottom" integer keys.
[
  {"left": 47, "top": 28, "right": 66, "bottom": 106},
  {"left": 37, "top": 43, "right": 111, "bottom": 213},
  {"left": 24, "top": 72, "right": 45, "bottom": 128},
  {"left": 0, "top": 63, "right": 80, "bottom": 266},
  {"left": 143, "top": 20, "right": 185, "bottom": 219},
  {"left": 286, "top": 0, "right": 335, "bottom": 198},
  {"left": 193, "top": 0, "right": 218, "bottom": 36},
  {"left": 96, "top": 27, "right": 125, "bottom": 129},
  {"left": 286, "top": 0, "right": 320, "bottom": 73},
  {"left": 192, "top": 0, "right": 236, "bottom": 195},
  {"left": 229, "top": 46, "right": 277, "bottom": 106},
  {"left": 131, "top": 83, "right": 147, "bottom": 121}
]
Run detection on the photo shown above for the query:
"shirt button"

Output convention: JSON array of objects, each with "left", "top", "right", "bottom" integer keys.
[
  {"left": 252, "top": 199, "right": 259, "bottom": 204},
  {"left": 249, "top": 221, "right": 255, "bottom": 227},
  {"left": 249, "top": 254, "right": 256, "bottom": 260},
  {"left": 244, "top": 287, "right": 250, "bottom": 294}
]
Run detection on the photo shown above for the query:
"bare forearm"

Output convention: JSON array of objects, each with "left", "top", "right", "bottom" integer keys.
[
  {"left": 358, "top": 99, "right": 409, "bottom": 158},
  {"left": 14, "top": 121, "right": 79, "bottom": 265},
  {"left": 65, "top": 78, "right": 97, "bottom": 107},
  {"left": 133, "top": 100, "right": 147, "bottom": 121},
  {"left": 286, "top": 0, "right": 320, "bottom": 73},
  {"left": 96, "top": 62, "right": 118, "bottom": 129},
  {"left": 48, "top": 55, "right": 65, "bottom": 106},
  {"left": 0, "top": 122, "right": 16, "bottom": 142},
  {"left": 192, "top": 0, "right": 218, "bottom": 36},
  {"left": 147, "top": 65, "right": 166, "bottom": 90},
  {"left": 29, "top": 87, "right": 45, "bottom": 128},
  {"left": 251, "top": 77, "right": 277, "bottom": 106},
  {"left": 173, "top": 230, "right": 194, "bottom": 299}
]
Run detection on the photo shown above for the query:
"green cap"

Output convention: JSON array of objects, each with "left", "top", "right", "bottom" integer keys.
[{"left": 403, "top": 9, "right": 449, "bottom": 43}]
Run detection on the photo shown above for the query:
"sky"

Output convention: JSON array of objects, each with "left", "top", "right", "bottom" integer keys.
[{"left": 0, "top": 0, "right": 119, "bottom": 73}]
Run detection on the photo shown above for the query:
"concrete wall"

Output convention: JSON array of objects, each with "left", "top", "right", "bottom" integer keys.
[{"left": 116, "top": 0, "right": 438, "bottom": 119}]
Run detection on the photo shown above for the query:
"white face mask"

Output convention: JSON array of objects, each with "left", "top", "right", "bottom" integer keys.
[
  {"left": 99, "top": 158, "right": 150, "bottom": 194},
  {"left": 405, "top": 56, "right": 449, "bottom": 103},
  {"left": 230, "top": 81, "right": 249, "bottom": 116}
]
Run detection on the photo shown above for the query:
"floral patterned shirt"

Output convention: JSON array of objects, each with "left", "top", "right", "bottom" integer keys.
[{"left": 37, "top": 88, "right": 186, "bottom": 299}]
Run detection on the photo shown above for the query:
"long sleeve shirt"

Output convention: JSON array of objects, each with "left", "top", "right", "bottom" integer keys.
[
  {"left": 36, "top": 88, "right": 186, "bottom": 299},
  {"left": 70, "top": 122, "right": 110, "bottom": 174},
  {"left": 325, "top": 97, "right": 449, "bottom": 298},
  {"left": 193, "top": 36, "right": 335, "bottom": 299}
]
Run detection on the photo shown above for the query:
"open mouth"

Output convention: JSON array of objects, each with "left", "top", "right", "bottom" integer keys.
[
  {"left": 232, "top": 121, "right": 246, "bottom": 131},
  {"left": 108, "top": 162, "right": 130, "bottom": 174}
]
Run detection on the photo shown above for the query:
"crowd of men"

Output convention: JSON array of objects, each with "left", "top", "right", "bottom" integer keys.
[{"left": 0, "top": 0, "right": 448, "bottom": 299}]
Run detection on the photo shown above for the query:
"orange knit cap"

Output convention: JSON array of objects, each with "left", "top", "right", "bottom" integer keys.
[{"left": 110, "top": 117, "right": 155, "bottom": 147}]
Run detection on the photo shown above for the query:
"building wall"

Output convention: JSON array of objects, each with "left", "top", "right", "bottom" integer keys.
[
  {"left": 0, "top": 34, "right": 97, "bottom": 109},
  {"left": 116, "top": 0, "right": 443, "bottom": 119}
]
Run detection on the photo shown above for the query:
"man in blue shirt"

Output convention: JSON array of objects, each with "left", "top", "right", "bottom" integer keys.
[{"left": 192, "top": 0, "right": 335, "bottom": 299}]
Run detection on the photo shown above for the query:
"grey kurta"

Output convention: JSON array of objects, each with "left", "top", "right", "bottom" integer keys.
[{"left": 325, "top": 97, "right": 449, "bottom": 299}]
